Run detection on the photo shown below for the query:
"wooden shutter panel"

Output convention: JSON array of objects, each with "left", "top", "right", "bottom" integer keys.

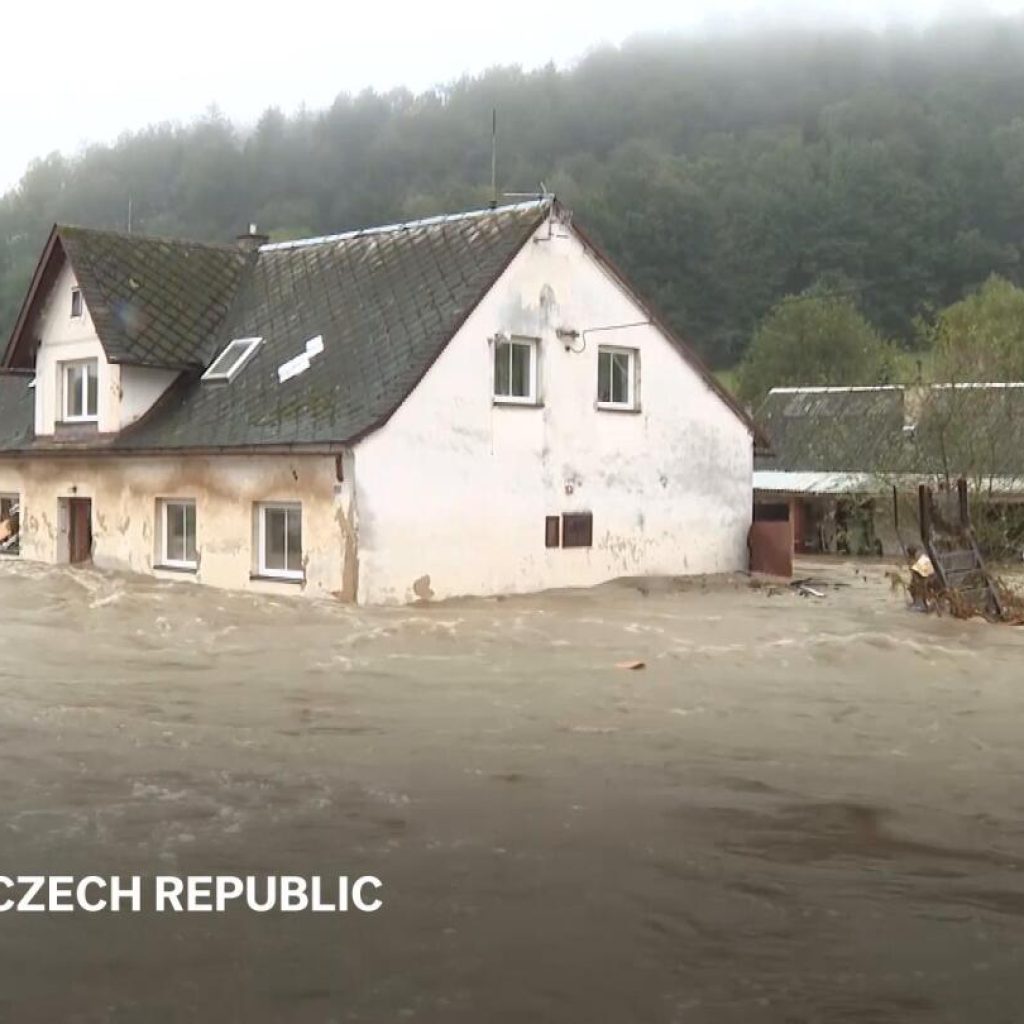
[
  {"left": 545, "top": 516, "right": 561, "bottom": 548},
  {"left": 561, "top": 512, "right": 593, "bottom": 548}
]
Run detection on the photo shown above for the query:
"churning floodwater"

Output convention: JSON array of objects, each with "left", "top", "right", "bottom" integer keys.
[{"left": 0, "top": 558, "right": 1023, "bottom": 1022}]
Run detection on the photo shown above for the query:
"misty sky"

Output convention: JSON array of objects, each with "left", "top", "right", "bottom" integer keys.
[{"left": 2, "top": 0, "right": 1024, "bottom": 192}]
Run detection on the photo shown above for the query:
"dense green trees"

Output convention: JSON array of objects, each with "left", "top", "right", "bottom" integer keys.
[
  {"left": 738, "top": 290, "right": 895, "bottom": 405},
  {"left": 4, "top": 21, "right": 1024, "bottom": 370},
  {"left": 929, "top": 276, "right": 1024, "bottom": 383}
]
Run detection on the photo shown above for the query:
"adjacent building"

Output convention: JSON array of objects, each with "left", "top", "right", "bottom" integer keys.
[
  {"left": 0, "top": 199, "right": 756, "bottom": 602},
  {"left": 754, "top": 383, "right": 1024, "bottom": 558}
]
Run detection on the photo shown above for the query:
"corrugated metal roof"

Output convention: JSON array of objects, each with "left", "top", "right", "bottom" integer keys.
[
  {"left": 753, "top": 470, "right": 879, "bottom": 495},
  {"left": 755, "top": 469, "right": 1024, "bottom": 496}
]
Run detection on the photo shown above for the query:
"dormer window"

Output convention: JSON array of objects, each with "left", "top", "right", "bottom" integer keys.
[
  {"left": 70, "top": 288, "right": 83, "bottom": 319},
  {"left": 202, "top": 337, "right": 262, "bottom": 383},
  {"left": 61, "top": 359, "right": 99, "bottom": 422}
]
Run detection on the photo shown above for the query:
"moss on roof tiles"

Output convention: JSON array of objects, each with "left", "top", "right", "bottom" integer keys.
[
  {"left": 116, "top": 201, "right": 548, "bottom": 450},
  {"left": 0, "top": 202, "right": 551, "bottom": 452},
  {"left": 756, "top": 385, "right": 1024, "bottom": 480},
  {"left": 59, "top": 227, "right": 251, "bottom": 369}
]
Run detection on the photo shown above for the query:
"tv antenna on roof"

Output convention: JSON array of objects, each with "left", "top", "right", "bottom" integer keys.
[{"left": 489, "top": 108, "right": 498, "bottom": 209}]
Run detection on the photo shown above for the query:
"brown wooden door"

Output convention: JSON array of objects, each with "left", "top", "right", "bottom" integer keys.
[{"left": 68, "top": 498, "right": 92, "bottom": 564}]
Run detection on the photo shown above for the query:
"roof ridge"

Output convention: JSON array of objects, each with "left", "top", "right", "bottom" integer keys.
[
  {"left": 770, "top": 385, "right": 906, "bottom": 395},
  {"left": 928, "top": 381, "right": 1024, "bottom": 390},
  {"left": 771, "top": 382, "right": 1024, "bottom": 396},
  {"left": 259, "top": 198, "right": 552, "bottom": 253},
  {"left": 57, "top": 224, "right": 244, "bottom": 254}
]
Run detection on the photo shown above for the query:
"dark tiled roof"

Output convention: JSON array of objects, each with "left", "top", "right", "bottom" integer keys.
[
  {"left": 913, "top": 386, "right": 1024, "bottom": 478},
  {"left": 754, "top": 387, "right": 907, "bottom": 473},
  {"left": 59, "top": 228, "right": 251, "bottom": 369},
  {"left": 756, "top": 384, "right": 1024, "bottom": 480},
  {"left": 115, "top": 202, "right": 549, "bottom": 449},
  {"left": 1, "top": 199, "right": 752, "bottom": 455},
  {"left": 0, "top": 372, "right": 35, "bottom": 450}
]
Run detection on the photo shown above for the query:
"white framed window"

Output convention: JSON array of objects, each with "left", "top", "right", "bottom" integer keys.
[
  {"left": 257, "top": 502, "right": 303, "bottom": 580},
  {"left": 158, "top": 499, "right": 197, "bottom": 569},
  {"left": 70, "top": 288, "right": 84, "bottom": 318},
  {"left": 61, "top": 359, "right": 99, "bottom": 422},
  {"left": 202, "top": 336, "right": 262, "bottom": 383},
  {"left": 597, "top": 346, "right": 639, "bottom": 410},
  {"left": 493, "top": 335, "right": 539, "bottom": 404}
]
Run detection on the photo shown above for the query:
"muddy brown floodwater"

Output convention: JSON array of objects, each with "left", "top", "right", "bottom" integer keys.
[{"left": 1, "top": 559, "right": 1024, "bottom": 1023}]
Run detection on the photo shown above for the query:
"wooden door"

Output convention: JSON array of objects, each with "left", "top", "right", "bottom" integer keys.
[{"left": 68, "top": 498, "right": 92, "bottom": 564}]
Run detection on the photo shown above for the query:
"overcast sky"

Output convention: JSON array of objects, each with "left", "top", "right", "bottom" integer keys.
[{"left": 2, "top": 0, "right": 1024, "bottom": 191}]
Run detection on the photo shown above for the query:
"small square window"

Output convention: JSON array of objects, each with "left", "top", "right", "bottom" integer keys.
[
  {"left": 61, "top": 359, "right": 99, "bottom": 422},
  {"left": 257, "top": 502, "right": 303, "bottom": 580},
  {"left": 597, "top": 347, "right": 638, "bottom": 410},
  {"left": 493, "top": 336, "right": 538, "bottom": 404},
  {"left": 545, "top": 515, "right": 561, "bottom": 548},
  {"left": 562, "top": 512, "right": 593, "bottom": 548},
  {"left": 157, "top": 499, "right": 197, "bottom": 569},
  {"left": 70, "top": 288, "right": 83, "bottom": 318}
]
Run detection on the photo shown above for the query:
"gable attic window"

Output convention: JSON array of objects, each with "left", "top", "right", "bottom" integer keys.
[
  {"left": 493, "top": 335, "right": 539, "bottom": 404},
  {"left": 70, "top": 288, "right": 83, "bottom": 319},
  {"left": 61, "top": 359, "right": 99, "bottom": 422},
  {"left": 597, "top": 346, "right": 639, "bottom": 410},
  {"left": 202, "top": 336, "right": 262, "bottom": 383}
]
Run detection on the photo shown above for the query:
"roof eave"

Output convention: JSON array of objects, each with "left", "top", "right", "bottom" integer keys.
[
  {"left": 2, "top": 225, "right": 62, "bottom": 369},
  {"left": 0, "top": 441, "right": 350, "bottom": 458},
  {"left": 568, "top": 217, "right": 763, "bottom": 446}
]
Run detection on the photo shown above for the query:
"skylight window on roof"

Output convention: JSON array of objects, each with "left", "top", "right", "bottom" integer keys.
[
  {"left": 277, "top": 335, "right": 325, "bottom": 384},
  {"left": 202, "top": 337, "right": 262, "bottom": 382}
]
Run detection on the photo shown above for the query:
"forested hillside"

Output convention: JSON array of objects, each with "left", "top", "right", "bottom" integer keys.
[{"left": 4, "top": 19, "right": 1024, "bottom": 368}]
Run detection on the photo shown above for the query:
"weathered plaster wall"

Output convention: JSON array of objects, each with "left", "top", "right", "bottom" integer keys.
[
  {"left": 354, "top": 215, "right": 753, "bottom": 604},
  {"left": 32, "top": 262, "right": 178, "bottom": 434},
  {"left": 120, "top": 366, "right": 180, "bottom": 427},
  {"left": 0, "top": 454, "right": 352, "bottom": 598}
]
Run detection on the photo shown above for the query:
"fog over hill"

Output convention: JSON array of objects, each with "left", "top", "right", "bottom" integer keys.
[{"left": 4, "top": 18, "right": 1024, "bottom": 367}]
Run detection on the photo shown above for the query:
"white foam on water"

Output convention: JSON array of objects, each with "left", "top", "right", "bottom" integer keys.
[
  {"left": 807, "top": 632, "right": 981, "bottom": 659},
  {"left": 131, "top": 782, "right": 188, "bottom": 802},
  {"left": 89, "top": 589, "right": 125, "bottom": 609},
  {"left": 623, "top": 622, "right": 667, "bottom": 635}
]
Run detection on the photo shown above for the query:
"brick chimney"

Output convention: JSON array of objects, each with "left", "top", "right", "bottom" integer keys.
[{"left": 236, "top": 223, "right": 269, "bottom": 252}]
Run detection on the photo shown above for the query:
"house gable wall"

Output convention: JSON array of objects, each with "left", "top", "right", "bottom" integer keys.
[
  {"left": 32, "top": 261, "right": 178, "bottom": 435},
  {"left": 34, "top": 262, "right": 114, "bottom": 434},
  {"left": 120, "top": 365, "right": 180, "bottom": 428},
  {"left": 353, "top": 217, "right": 753, "bottom": 604}
]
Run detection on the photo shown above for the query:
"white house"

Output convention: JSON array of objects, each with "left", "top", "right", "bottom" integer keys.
[{"left": 0, "top": 199, "right": 755, "bottom": 603}]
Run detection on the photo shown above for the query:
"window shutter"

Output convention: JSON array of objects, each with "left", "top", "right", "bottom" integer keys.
[
  {"left": 561, "top": 512, "right": 593, "bottom": 548},
  {"left": 545, "top": 516, "right": 560, "bottom": 548}
]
